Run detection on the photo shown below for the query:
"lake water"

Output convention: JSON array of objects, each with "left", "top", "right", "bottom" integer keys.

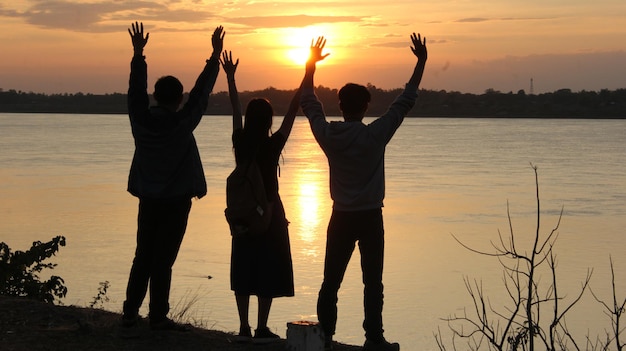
[{"left": 1, "top": 113, "right": 625, "bottom": 350}]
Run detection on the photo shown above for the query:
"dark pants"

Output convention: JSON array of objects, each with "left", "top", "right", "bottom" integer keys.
[
  {"left": 123, "top": 196, "right": 192, "bottom": 322},
  {"left": 317, "top": 208, "right": 385, "bottom": 343}
]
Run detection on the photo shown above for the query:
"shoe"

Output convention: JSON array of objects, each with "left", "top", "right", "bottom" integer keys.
[
  {"left": 121, "top": 314, "right": 138, "bottom": 328},
  {"left": 119, "top": 315, "right": 140, "bottom": 339},
  {"left": 150, "top": 317, "right": 190, "bottom": 332},
  {"left": 324, "top": 338, "right": 334, "bottom": 351},
  {"left": 234, "top": 326, "right": 252, "bottom": 343},
  {"left": 322, "top": 330, "right": 333, "bottom": 350},
  {"left": 363, "top": 338, "right": 400, "bottom": 351},
  {"left": 253, "top": 326, "right": 280, "bottom": 344}
]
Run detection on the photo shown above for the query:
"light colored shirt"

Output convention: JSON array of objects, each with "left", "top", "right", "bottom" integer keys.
[{"left": 301, "top": 85, "right": 418, "bottom": 211}]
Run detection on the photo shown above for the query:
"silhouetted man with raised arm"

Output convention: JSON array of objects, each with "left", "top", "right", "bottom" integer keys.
[
  {"left": 300, "top": 34, "right": 427, "bottom": 351},
  {"left": 122, "top": 22, "right": 223, "bottom": 332}
]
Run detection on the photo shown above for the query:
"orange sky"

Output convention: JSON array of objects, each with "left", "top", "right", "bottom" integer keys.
[{"left": 1, "top": 0, "right": 625, "bottom": 94}]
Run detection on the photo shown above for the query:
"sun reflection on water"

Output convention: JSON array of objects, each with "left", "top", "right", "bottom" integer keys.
[
  {"left": 281, "top": 121, "right": 332, "bottom": 260},
  {"left": 286, "top": 165, "right": 330, "bottom": 259}
]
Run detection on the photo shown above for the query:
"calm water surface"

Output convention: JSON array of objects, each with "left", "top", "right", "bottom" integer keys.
[{"left": 1, "top": 113, "right": 625, "bottom": 349}]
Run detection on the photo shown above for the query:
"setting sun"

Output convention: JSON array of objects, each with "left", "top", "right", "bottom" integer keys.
[
  {"left": 287, "top": 47, "right": 310, "bottom": 66},
  {"left": 280, "top": 26, "right": 334, "bottom": 66}
]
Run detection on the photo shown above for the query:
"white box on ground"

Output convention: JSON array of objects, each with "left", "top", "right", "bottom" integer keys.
[{"left": 286, "top": 320, "right": 325, "bottom": 351}]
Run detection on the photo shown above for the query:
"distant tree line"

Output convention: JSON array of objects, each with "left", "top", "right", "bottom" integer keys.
[{"left": 0, "top": 86, "right": 624, "bottom": 118}]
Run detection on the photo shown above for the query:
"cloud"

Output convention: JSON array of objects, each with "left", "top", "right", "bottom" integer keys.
[
  {"left": 0, "top": 4, "right": 19, "bottom": 17},
  {"left": 455, "top": 16, "right": 553, "bottom": 23},
  {"left": 1, "top": 1, "right": 366, "bottom": 32},
  {"left": 226, "top": 14, "right": 364, "bottom": 28},
  {"left": 360, "top": 22, "right": 391, "bottom": 28},
  {"left": 456, "top": 17, "right": 490, "bottom": 23},
  {"left": 0, "top": 1, "right": 216, "bottom": 33}
]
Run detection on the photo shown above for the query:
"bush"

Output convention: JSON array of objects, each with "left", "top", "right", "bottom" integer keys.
[{"left": 0, "top": 236, "right": 67, "bottom": 304}]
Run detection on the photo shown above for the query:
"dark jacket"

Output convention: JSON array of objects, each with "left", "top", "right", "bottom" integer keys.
[{"left": 127, "top": 55, "right": 220, "bottom": 199}]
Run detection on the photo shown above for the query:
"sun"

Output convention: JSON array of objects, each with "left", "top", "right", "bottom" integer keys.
[
  {"left": 280, "top": 26, "right": 333, "bottom": 66},
  {"left": 287, "top": 47, "right": 310, "bottom": 66}
]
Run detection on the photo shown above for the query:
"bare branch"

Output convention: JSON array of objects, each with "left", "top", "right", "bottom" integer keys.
[{"left": 437, "top": 165, "right": 609, "bottom": 351}]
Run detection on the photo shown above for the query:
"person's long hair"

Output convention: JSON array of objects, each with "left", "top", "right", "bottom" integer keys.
[
  {"left": 243, "top": 98, "right": 273, "bottom": 146},
  {"left": 240, "top": 98, "right": 284, "bottom": 176}
]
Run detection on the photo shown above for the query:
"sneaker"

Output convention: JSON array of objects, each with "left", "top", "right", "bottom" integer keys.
[
  {"left": 324, "top": 338, "right": 334, "bottom": 351},
  {"left": 150, "top": 317, "right": 190, "bottom": 332},
  {"left": 363, "top": 338, "right": 400, "bottom": 351},
  {"left": 119, "top": 315, "right": 141, "bottom": 339},
  {"left": 121, "top": 314, "right": 138, "bottom": 328},
  {"left": 234, "top": 326, "right": 252, "bottom": 343},
  {"left": 253, "top": 326, "right": 281, "bottom": 344}
]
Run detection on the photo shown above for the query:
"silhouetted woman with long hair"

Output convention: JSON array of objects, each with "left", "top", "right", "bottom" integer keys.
[{"left": 221, "top": 51, "right": 300, "bottom": 344}]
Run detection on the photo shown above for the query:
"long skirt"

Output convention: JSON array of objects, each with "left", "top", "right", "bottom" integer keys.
[{"left": 230, "top": 199, "right": 294, "bottom": 298}]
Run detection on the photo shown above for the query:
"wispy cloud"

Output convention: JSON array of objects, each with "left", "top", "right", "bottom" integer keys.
[
  {"left": 456, "top": 17, "right": 490, "bottom": 23},
  {"left": 0, "top": 1, "right": 216, "bottom": 33},
  {"left": 455, "top": 16, "right": 553, "bottom": 23},
  {"left": 1, "top": 1, "right": 369, "bottom": 32}
]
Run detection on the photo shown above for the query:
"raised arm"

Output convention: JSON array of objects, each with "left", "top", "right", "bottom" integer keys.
[
  {"left": 407, "top": 33, "right": 427, "bottom": 90},
  {"left": 299, "top": 36, "right": 332, "bottom": 142},
  {"left": 220, "top": 51, "right": 242, "bottom": 131},
  {"left": 302, "top": 37, "right": 330, "bottom": 91},
  {"left": 276, "top": 84, "right": 302, "bottom": 138},
  {"left": 127, "top": 22, "right": 150, "bottom": 123},
  {"left": 176, "top": 25, "right": 224, "bottom": 129},
  {"left": 367, "top": 32, "right": 428, "bottom": 142}
]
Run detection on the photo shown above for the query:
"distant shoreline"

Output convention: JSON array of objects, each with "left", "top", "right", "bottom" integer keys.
[
  {"left": 1, "top": 87, "right": 625, "bottom": 118},
  {"left": 1, "top": 112, "right": 624, "bottom": 120}
]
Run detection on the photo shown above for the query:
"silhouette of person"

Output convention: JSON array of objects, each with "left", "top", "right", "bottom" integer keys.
[
  {"left": 300, "top": 34, "right": 427, "bottom": 351},
  {"left": 122, "top": 22, "right": 224, "bottom": 332},
  {"left": 221, "top": 50, "right": 299, "bottom": 344}
]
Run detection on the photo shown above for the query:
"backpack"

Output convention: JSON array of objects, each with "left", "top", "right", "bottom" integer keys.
[{"left": 224, "top": 159, "right": 273, "bottom": 237}]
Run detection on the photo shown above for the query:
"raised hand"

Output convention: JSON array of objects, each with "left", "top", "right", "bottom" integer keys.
[
  {"left": 307, "top": 36, "right": 330, "bottom": 66},
  {"left": 220, "top": 51, "right": 239, "bottom": 78},
  {"left": 410, "top": 33, "right": 427, "bottom": 62},
  {"left": 407, "top": 32, "right": 427, "bottom": 89},
  {"left": 212, "top": 26, "right": 225, "bottom": 58},
  {"left": 303, "top": 36, "right": 330, "bottom": 87},
  {"left": 128, "top": 21, "right": 149, "bottom": 53}
]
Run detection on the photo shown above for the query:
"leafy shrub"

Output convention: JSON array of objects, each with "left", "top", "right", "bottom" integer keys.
[
  {"left": 0, "top": 236, "right": 67, "bottom": 304},
  {"left": 89, "top": 281, "right": 110, "bottom": 309}
]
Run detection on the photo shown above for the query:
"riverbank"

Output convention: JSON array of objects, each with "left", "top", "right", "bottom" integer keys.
[
  {"left": 1, "top": 87, "right": 625, "bottom": 118},
  {"left": 0, "top": 296, "right": 361, "bottom": 351}
]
